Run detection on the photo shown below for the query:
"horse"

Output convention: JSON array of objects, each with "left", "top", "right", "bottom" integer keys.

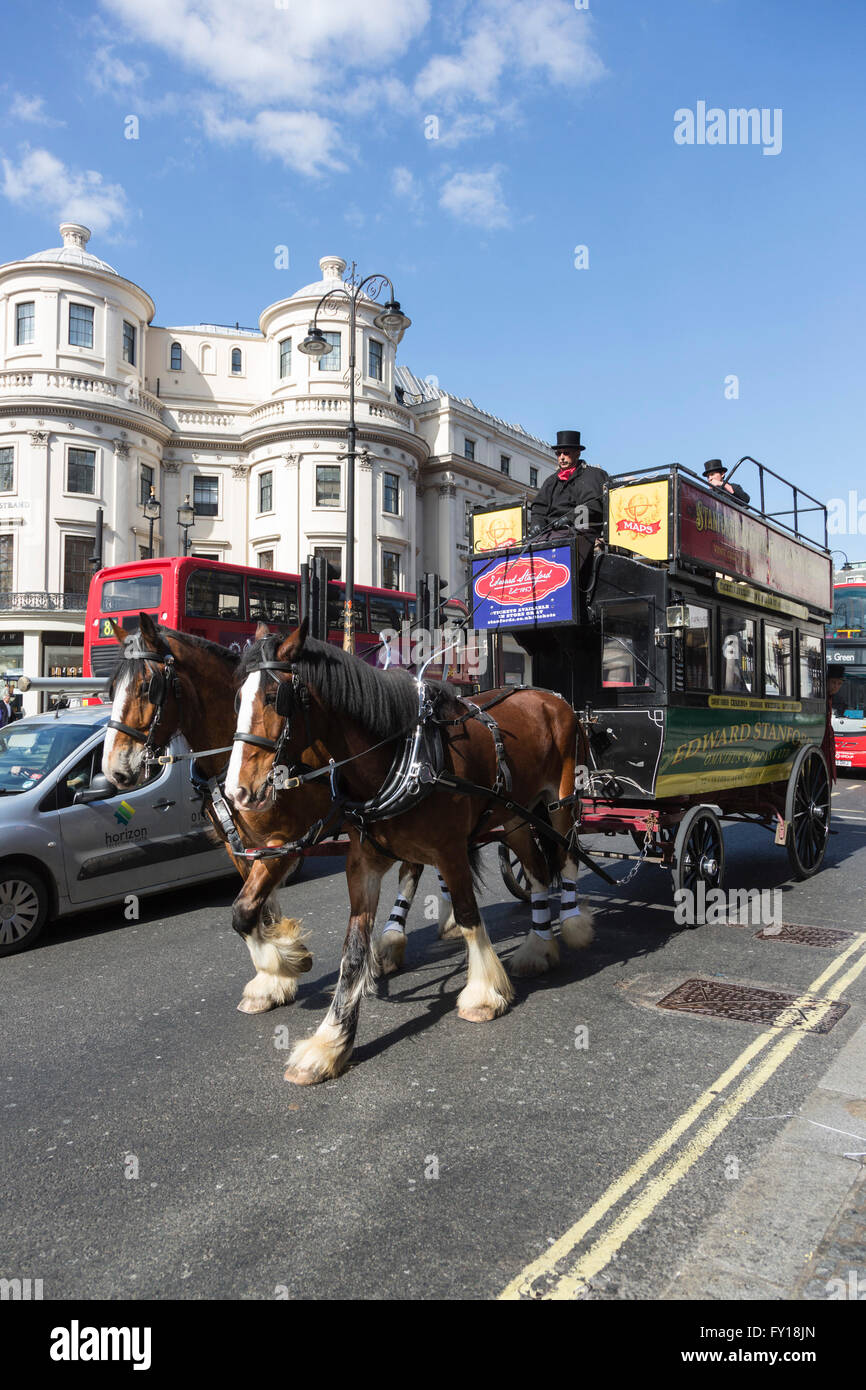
[
  {"left": 226, "top": 622, "right": 595, "bottom": 1086},
  {"left": 100, "top": 614, "right": 456, "bottom": 1011}
]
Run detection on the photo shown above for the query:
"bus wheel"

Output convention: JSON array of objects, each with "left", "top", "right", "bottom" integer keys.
[
  {"left": 0, "top": 864, "right": 49, "bottom": 956},
  {"left": 785, "top": 746, "right": 830, "bottom": 880},
  {"left": 498, "top": 845, "right": 531, "bottom": 903},
  {"left": 671, "top": 807, "right": 724, "bottom": 919}
]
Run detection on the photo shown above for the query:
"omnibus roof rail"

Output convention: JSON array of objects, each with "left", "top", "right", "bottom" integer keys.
[{"left": 726, "top": 456, "right": 828, "bottom": 549}]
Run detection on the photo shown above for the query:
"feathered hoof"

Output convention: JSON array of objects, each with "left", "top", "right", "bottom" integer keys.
[
  {"left": 237, "top": 972, "right": 299, "bottom": 1013},
  {"left": 458, "top": 1004, "right": 499, "bottom": 1023},
  {"left": 438, "top": 915, "right": 463, "bottom": 941},
  {"left": 509, "top": 931, "right": 560, "bottom": 978},
  {"left": 283, "top": 1030, "right": 350, "bottom": 1086},
  {"left": 456, "top": 981, "right": 511, "bottom": 1022},
  {"left": 560, "top": 911, "right": 595, "bottom": 950},
  {"left": 377, "top": 929, "right": 407, "bottom": 975}
]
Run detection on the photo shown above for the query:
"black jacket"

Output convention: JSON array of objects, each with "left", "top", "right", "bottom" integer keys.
[{"left": 531, "top": 463, "right": 610, "bottom": 534}]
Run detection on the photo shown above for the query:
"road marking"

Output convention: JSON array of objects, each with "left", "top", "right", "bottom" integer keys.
[{"left": 499, "top": 931, "right": 866, "bottom": 1301}]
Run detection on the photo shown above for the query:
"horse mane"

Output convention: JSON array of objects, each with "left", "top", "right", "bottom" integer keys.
[
  {"left": 238, "top": 634, "right": 460, "bottom": 740},
  {"left": 108, "top": 624, "right": 238, "bottom": 693}
]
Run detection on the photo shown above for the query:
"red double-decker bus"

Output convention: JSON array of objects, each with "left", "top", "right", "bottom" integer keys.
[
  {"left": 84, "top": 557, "right": 420, "bottom": 680},
  {"left": 828, "top": 571, "right": 866, "bottom": 772}
]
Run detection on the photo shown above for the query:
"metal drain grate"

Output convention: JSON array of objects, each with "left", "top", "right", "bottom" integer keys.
[
  {"left": 657, "top": 978, "right": 848, "bottom": 1034},
  {"left": 757, "top": 923, "right": 856, "bottom": 947}
]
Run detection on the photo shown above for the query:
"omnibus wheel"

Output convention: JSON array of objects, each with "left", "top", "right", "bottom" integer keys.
[
  {"left": 0, "top": 864, "right": 49, "bottom": 956},
  {"left": 785, "top": 745, "right": 830, "bottom": 880},
  {"left": 671, "top": 806, "right": 724, "bottom": 912},
  {"left": 498, "top": 844, "right": 531, "bottom": 903}
]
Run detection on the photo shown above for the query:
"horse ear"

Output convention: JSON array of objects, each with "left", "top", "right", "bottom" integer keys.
[
  {"left": 277, "top": 617, "right": 309, "bottom": 663},
  {"left": 254, "top": 622, "right": 271, "bottom": 640},
  {"left": 139, "top": 611, "right": 159, "bottom": 645},
  {"left": 107, "top": 618, "right": 128, "bottom": 644}
]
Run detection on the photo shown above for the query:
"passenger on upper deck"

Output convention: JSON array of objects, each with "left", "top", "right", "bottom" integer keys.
[
  {"left": 530, "top": 430, "right": 610, "bottom": 538},
  {"left": 703, "top": 459, "right": 750, "bottom": 505}
]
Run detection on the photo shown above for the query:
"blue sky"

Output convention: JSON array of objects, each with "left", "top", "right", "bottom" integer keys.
[{"left": 1, "top": 0, "right": 864, "bottom": 547}]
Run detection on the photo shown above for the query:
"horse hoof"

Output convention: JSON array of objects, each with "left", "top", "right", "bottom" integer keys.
[
  {"left": 458, "top": 1004, "right": 497, "bottom": 1023},
  {"left": 284, "top": 1065, "right": 325, "bottom": 1086},
  {"left": 237, "top": 995, "right": 278, "bottom": 1014}
]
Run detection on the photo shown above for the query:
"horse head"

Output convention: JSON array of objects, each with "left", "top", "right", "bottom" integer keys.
[
  {"left": 226, "top": 620, "right": 313, "bottom": 811},
  {"left": 102, "top": 612, "right": 187, "bottom": 789}
]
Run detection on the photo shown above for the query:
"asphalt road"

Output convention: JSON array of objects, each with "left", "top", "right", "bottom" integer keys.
[{"left": 3, "top": 777, "right": 866, "bottom": 1301}]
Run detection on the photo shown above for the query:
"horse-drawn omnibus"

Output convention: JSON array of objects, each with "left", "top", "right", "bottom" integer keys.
[{"left": 472, "top": 460, "right": 834, "bottom": 897}]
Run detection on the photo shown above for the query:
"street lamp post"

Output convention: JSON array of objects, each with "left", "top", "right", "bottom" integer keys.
[
  {"left": 142, "top": 487, "right": 161, "bottom": 559},
  {"left": 298, "top": 263, "right": 410, "bottom": 651},
  {"left": 177, "top": 495, "right": 194, "bottom": 557}
]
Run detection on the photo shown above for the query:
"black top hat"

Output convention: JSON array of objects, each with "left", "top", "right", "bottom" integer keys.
[
  {"left": 552, "top": 430, "right": 585, "bottom": 454},
  {"left": 702, "top": 458, "right": 727, "bottom": 476}
]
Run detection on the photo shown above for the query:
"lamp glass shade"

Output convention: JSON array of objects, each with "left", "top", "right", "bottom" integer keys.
[
  {"left": 298, "top": 324, "right": 329, "bottom": 357},
  {"left": 143, "top": 493, "right": 161, "bottom": 521},
  {"left": 177, "top": 499, "right": 195, "bottom": 527},
  {"left": 373, "top": 301, "right": 410, "bottom": 336}
]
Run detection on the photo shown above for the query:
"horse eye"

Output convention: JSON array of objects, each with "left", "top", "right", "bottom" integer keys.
[{"left": 263, "top": 691, "right": 276, "bottom": 706}]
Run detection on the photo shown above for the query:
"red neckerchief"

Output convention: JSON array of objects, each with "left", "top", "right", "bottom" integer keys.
[{"left": 557, "top": 464, "right": 579, "bottom": 481}]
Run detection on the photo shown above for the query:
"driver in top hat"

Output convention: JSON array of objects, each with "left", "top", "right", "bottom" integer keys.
[
  {"left": 703, "top": 459, "right": 750, "bottom": 505},
  {"left": 531, "top": 430, "right": 610, "bottom": 537}
]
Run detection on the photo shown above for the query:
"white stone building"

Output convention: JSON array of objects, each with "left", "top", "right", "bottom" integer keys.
[{"left": 0, "top": 225, "right": 556, "bottom": 695}]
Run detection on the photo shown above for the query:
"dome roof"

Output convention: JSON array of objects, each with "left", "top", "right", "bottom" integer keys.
[
  {"left": 289, "top": 255, "right": 347, "bottom": 302},
  {"left": 23, "top": 223, "right": 118, "bottom": 276}
]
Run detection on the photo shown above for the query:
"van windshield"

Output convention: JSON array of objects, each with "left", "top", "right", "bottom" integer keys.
[{"left": 0, "top": 723, "right": 94, "bottom": 794}]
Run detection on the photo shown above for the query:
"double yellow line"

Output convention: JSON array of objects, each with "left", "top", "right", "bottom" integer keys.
[{"left": 500, "top": 931, "right": 866, "bottom": 1300}]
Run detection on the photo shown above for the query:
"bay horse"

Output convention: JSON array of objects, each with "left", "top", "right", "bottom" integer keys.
[
  {"left": 226, "top": 622, "right": 595, "bottom": 1086},
  {"left": 101, "top": 614, "right": 453, "bottom": 1011}
]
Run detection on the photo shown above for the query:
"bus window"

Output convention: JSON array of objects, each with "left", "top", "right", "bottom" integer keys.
[
  {"left": 764, "top": 624, "right": 793, "bottom": 697},
  {"left": 602, "top": 601, "right": 651, "bottom": 688},
  {"left": 185, "top": 569, "right": 245, "bottom": 620},
  {"left": 683, "top": 605, "right": 712, "bottom": 690},
  {"left": 720, "top": 614, "right": 754, "bottom": 694},
  {"left": 369, "top": 596, "right": 405, "bottom": 633},
  {"left": 248, "top": 578, "right": 299, "bottom": 627},
  {"left": 326, "top": 587, "right": 345, "bottom": 631},
  {"left": 101, "top": 574, "right": 162, "bottom": 612},
  {"left": 799, "top": 633, "right": 824, "bottom": 699}
]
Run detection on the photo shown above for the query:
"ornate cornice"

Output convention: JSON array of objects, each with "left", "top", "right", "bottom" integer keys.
[{"left": 29, "top": 430, "right": 50, "bottom": 446}]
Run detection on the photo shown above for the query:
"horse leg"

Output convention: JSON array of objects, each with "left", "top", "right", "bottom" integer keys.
[
  {"left": 440, "top": 855, "right": 514, "bottom": 1023},
  {"left": 550, "top": 804, "right": 595, "bottom": 949},
  {"left": 232, "top": 858, "right": 313, "bottom": 1013},
  {"left": 283, "top": 840, "right": 385, "bottom": 1085},
  {"left": 504, "top": 823, "right": 561, "bottom": 977},
  {"left": 437, "top": 871, "right": 462, "bottom": 940},
  {"left": 376, "top": 860, "right": 423, "bottom": 976}
]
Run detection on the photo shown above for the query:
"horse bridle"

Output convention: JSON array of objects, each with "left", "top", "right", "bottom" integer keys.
[
  {"left": 232, "top": 658, "right": 313, "bottom": 786},
  {"left": 107, "top": 634, "right": 182, "bottom": 760}
]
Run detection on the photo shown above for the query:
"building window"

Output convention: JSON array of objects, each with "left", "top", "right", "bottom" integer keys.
[
  {"left": 464, "top": 438, "right": 476, "bottom": 461},
  {"left": 530, "top": 466, "right": 538, "bottom": 488},
  {"left": 192, "top": 552, "right": 220, "bottom": 561},
  {"left": 313, "top": 546, "right": 342, "bottom": 579},
  {"left": 382, "top": 549, "right": 401, "bottom": 590},
  {"left": 383, "top": 471, "right": 399, "bottom": 515},
  {"left": 139, "top": 463, "right": 154, "bottom": 507},
  {"left": 258, "top": 471, "right": 273, "bottom": 514},
  {"left": 257, "top": 550, "right": 274, "bottom": 570},
  {"left": 0, "top": 447, "right": 13, "bottom": 493},
  {"left": 315, "top": 464, "right": 341, "bottom": 507},
  {"left": 67, "top": 448, "right": 96, "bottom": 495},
  {"left": 170, "top": 342, "right": 182, "bottom": 371},
  {"left": 464, "top": 501, "right": 474, "bottom": 539},
  {"left": 279, "top": 337, "right": 292, "bottom": 378},
  {"left": 122, "top": 320, "right": 136, "bottom": 366},
  {"left": 318, "top": 332, "right": 341, "bottom": 372},
  {"left": 69, "top": 302, "right": 94, "bottom": 349},
  {"left": 200, "top": 343, "right": 214, "bottom": 373},
  {"left": 500, "top": 455, "right": 510, "bottom": 476},
  {"left": 139, "top": 544, "right": 152, "bottom": 560},
  {"left": 193, "top": 476, "right": 219, "bottom": 516},
  {"left": 63, "top": 536, "right": 92, "bottom": 597},
  {"left": 0, "top": 534, "right": 12, "bottom": 589},
  {"left": 16, "top": 302, "right": 34, "bottom": 346},
  {"left": 231, "top": 348, "right": 242, "bottom": 374},
  {"left": 369, "top": 338, "right": 383, "bottom": 381}
]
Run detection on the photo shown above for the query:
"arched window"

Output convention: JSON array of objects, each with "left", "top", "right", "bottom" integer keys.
[
  {"left": 170, "top": 342, "right": 182, "bottom": 371},
  {"left": 200, "top": 343, "right": 214, "bottom": 374},
  {"left": 231, "top": 348, "right": 242, "bottom": 374}
]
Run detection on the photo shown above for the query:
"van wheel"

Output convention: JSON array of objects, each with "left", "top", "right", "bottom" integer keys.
[{"left": 0, "top": 865, "right": 49, "bottom": 956}]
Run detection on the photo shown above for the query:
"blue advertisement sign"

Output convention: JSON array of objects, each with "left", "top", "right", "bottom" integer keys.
[{"left": 471, "top": 546, "right": 574, "bottom": 629}]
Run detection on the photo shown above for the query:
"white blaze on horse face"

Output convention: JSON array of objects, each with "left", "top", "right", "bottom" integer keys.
[
  {"left": 225, "top": 671, "right": 261, "bottom": 802},
  {"left": 102, "top": 669, "right": 131, "bottom": 779}
]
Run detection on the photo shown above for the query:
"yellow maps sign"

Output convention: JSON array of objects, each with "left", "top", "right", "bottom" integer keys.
[
  {"left": 472, "top": 505, "right": 524, "bottom": 553},
  {"left": 608, "top": 479, "right": 670, "bottom": 561}
]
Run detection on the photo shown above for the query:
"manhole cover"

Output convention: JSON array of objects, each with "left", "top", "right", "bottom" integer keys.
[
  {"left": 757, "top": 923, "right": 855, "bottom": 947},
  {"left": 657, "top": 978, "right": 848, "bottom": 1034}
]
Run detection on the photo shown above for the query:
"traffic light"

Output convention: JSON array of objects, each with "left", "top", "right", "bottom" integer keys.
[{"left": 422, "top": 572, "right": 448, "bottom": 629}]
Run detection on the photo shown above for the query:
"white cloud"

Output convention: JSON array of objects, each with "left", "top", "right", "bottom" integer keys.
[
  {"left": 0, "top": 148, "right": 129, "bottom": 237},
  {"left": 8, "top": 95, "right": 65, "bottom": 127},
  {"left": 200, "top": 105, "right": 347, "bottom": 178},
  {"left": 392, "top": 165, "right": 422, "bottom": 212},
  {"left": 439, "top": 167, "right": 510, "bottom": 229},
  {"left": 415, "top": 0, "right": 605, "bottom": 106}
]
